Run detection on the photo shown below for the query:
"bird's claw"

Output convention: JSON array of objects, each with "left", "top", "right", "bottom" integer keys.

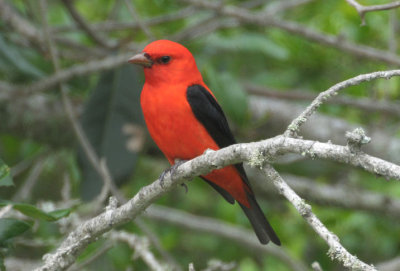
[
  {"left": 159, "top": 159, "right": 187, "bottom": 187},
  {"left": 180, "top": 182, "right": 188, "bottom": 193}
]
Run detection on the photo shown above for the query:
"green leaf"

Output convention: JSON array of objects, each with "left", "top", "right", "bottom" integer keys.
[
  {"left": 0, "top": 159, "right": 13, "bottom": 187},
  {"left": 79, "top": 64, "right": 144, "bottom": 200},
  {"left": 0, "top": 218, "right": 32, "bottom": 245},
  {"left": 48, "top": 209, "right": 71, "bottom": 220},
  {"left": 12, "top": 203, "right": 70, "bottom": 221},
  {"left": 0, "top": 34, "right": 43, "bottom": 78},
  {"left": 0, "top": 201, "right": 71, "bottom": 221}
]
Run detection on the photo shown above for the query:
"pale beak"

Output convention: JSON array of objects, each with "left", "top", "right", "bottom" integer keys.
[{"left": 128, "top": 52, "right": 153, "bottom": 67}]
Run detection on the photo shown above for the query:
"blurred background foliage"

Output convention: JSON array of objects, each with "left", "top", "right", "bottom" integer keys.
[{"left": 0, "top": 0, "right": 400, "bottom": 270}]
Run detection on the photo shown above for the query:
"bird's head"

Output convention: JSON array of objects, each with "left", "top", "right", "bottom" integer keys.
[{"left": 129, "top": 40, "right": 203, "bottom": 85}]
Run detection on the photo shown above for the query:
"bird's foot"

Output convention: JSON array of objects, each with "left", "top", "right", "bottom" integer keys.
[
  {"left": 159, "top": 159, "right": 187, "bottom": 188},
  {"left": 180, "top": 182, "right": 188, "bottom": 193}
]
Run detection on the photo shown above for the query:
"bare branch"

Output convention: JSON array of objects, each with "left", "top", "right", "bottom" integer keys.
[
  {"left": 135, "top": 218, "right": 183, "bottom": 271},
  {"left": 38, "top": 0, "right": 123, "bottom": 206},
  {"left": 110, "top": 231, "right": 165, "bottom": 271},
  {"left": 346, "top": 0, "right": 400, "bottom": 25},
  {"left": 12, "top": 158, "right": 46, "bottom": 201},
  {"left": 123, "top": 0, "right": 155, "bottom": 40},
  {"left": 181, "top": 0, "right": 400, "bottom": 66},
  {"left": 284, "top": 70, "right": 400, "bottom": 136},
  {"left": 264, "top": 0, "right": 315, "bottom": 15},
  {"left": 249, "top": 97, "right": 400, "bottom": 164},
  {"left": 247, "top": 169, "right": 400, "bottom": 220},
  {"left": 262, "top": 164, "right": 376, "bottom": 270},
  {"left": 268, "top": 18, "right": 400, "bottom": 65},
  {"left": 68, "top": 242, "right": 113, "bottom": 271},
  {"left": 245, "top": 84, "right": 400, "bottom": 118},
  {"left": 145, "top": 205, "right": 308, "bottom": 271},
  {"left": 34, "top": 134, "right": 400, "bottom": 270},
  {"left": 61, "top": 0, "right": 116, "bottom": 48},
  {"left": 0, "top": 52, "right": 136, "bottom": 95},
  {"left": 0, "top": 0, "right": 43, "bottom": 47},
  {"left": 52, "top": 7, "right": 195, "bottom": 34}
]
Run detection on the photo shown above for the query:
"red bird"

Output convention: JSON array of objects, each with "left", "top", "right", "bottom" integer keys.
[{"left": 129, "top": 40, "right": 280, "bottom": 245}]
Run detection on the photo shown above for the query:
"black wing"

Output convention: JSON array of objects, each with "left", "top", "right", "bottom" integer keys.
[
  {"left": 186, "top": 84, "right": 236, "bottom": 148},
  {"left": 186, "top": 84, "right": 250, "bottom": 190},
  {"left": 187, "top": 84, "right": 281, "bottom": 245}
]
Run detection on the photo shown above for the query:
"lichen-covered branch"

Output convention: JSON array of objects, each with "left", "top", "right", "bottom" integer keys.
[
  {"left": 262, "top": 165, "right": 376, "bottom": 270},
  {"left": 284, "top": 70, "right": 400, "bottom": 136},
  {"left": 34, "top": 135, "right": 400, "bottom": 270},
  {"left": 346, "top": 0, "right": 400, "bottom": 25}
]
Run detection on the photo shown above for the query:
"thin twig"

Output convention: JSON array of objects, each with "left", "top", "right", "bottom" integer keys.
[
  {"left": 284, "top": 70, "right": 400, "bottom": 136},
  {"left": 346, "top": 0, "right": 400, "bottom": 25},
  {"left": 264, "top": 0, "right": 315, "bottom": 15},
  {"left": 0, "top": 52, "right": 136, "bottom": 94},
  {"left": 247, "top": 167, "right": 400, "bottom": 219},
  {"left": 110, "top": 231, "right": 165, "bottom": 271},
  {"left": 249, "top": 97, "right": 400, "bottom": 164},
  {"left": 123, "top": 0, "right": 155, "bottom": 40},
  {"left": 0, "top": 0, "right": 43, "bottom": 47},
  {"left": 145, "top": 205, "right": 308, "bottom": 271},
  {"left": 38, "top": 0, "right": 123, "bottom": 205},
  {"left": 12, "top": 158, "right": 46, "bottom": 201},
  {"left": 181, "top": 0, "right": 400, "bottom": 66},
  {"left": 68, "top": 242, "right": 113, "bottom": 271},
  {"left": 52, "top": 7, "right": 195, "bottom": 33},
  {"left": 61, "top": 0, "right": 116, "bottom": 48},
  {"left": 262, "top": 164, "right": 376, "bottom": 270},
  {"left": 245, "top": 84, "right": 400, "bottom": 118},
  {"left": 135, "top": 218, "right": 183, "bottom": 271}
]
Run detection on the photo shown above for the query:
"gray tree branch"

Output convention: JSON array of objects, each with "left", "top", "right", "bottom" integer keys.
[
  {"left": 284, "top": 70, "right": 400, "bottom": 136},
  {"left": 145, "top": 205, "right": 308, "bottom": 271},
  {"left": 181, "top": 0, "right": 400, "bottom": 66},
  {"left": 346, "top": 0, "right": 400, "bottom": 25},
  {"left": 34, "top": 135, "right": 399, "bottom": 270},
  {"left": 262, "top": 164, "right": 376, "bottom": 270}
]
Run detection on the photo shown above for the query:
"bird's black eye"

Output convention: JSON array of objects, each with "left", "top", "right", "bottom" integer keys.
[{"left": 159, "top": 56, "right": 171, "bottom": 64}]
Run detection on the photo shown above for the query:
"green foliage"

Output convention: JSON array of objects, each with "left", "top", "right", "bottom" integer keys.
[
  {"left": 0, "top": 201, "right": 71, "bottom": 222},
  {"left": 1, "top": 0, "right": 400, "bottom": 270},
  {"left": 0, "top": 164, "right": 14, "bottom": 187},
  {"left": 0, "top": 159, "right": 13, "bottom": 187},
  {"left": 0, "top": 34, "right": 43, "bottom": 80},
  {"left": 0, "top": 218, "right": 32, "bottom": 245}
]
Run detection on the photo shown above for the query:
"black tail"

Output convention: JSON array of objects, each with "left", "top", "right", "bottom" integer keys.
[
  {"left": 239, "top": 192, "right": 281, "bottom": 245},
  {"left": 202, "top": 164, "right": 280, "bottom": 245}
]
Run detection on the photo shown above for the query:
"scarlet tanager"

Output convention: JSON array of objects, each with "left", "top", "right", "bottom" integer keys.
[{"left": 129, "top": 40, "right": 280, "bottom": 245}]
